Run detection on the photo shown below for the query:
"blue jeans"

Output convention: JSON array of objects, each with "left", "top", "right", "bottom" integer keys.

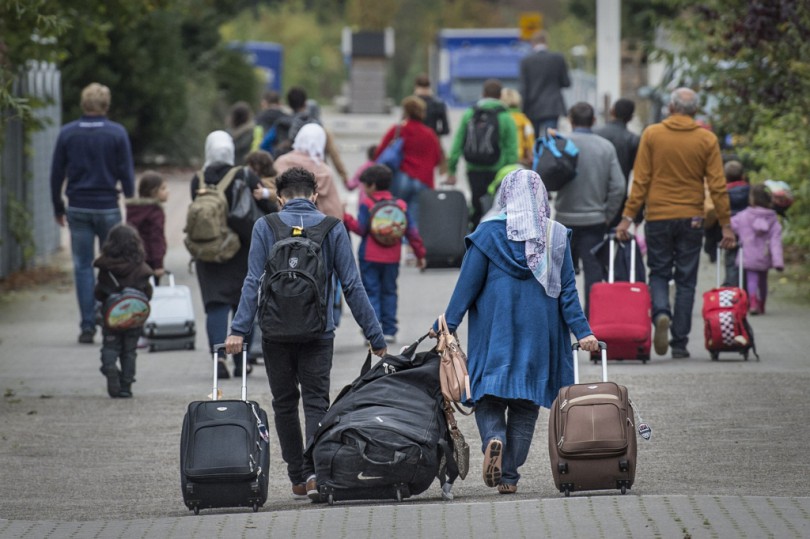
[
  {"left": 66, "top": 207, "right": 122, "bottom": 332},
  {"left": 392, "top": 171, "right": 428, "bottom": 230},
  {"left": 569, "top": 223, "right": 607, "bottom": 317},
  {"left": 262, "top": 338, "right": 333, "bottom": 483},
  {"left": 645, "top": 219, "right": 704, "bottom": 350},
  {"left": 205, "top": 302, "right": 253, "bottom": 362},
  {"left": 359, "top": 260, "right": 399, "bottom": 336},
  {"left": 474, "top": 396, "right": 540, "bottom": 486},
  {"left": 100, "top": 327, "right": 141, "bottom": 384}
]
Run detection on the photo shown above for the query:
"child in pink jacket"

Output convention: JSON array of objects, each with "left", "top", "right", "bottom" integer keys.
[{"left": 731, "top": 184, "right": 784, "bottom": 315}]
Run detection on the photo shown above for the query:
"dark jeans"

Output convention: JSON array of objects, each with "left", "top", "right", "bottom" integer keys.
[
  {"left": 531, "top": 117, "right": 559, "bottom": 136},
  {"left": 66, "top": 207, "right": 122, "bottom": 333},
  {"left": 206, "top": 302, "right": 252, "bottom": 363},
  {"left": 467, "top": 169, "right": 497, "bottom": 230},
  {"left": 263, "top": 338, "right": 333, "bottom": 484},
  {"left": 100, "top": 327, "right": 141, "bottom": 384},
  {"left": 569, "top": 223, "right": 607, "bottom": 317},
  {"left": 474, "top": 396, "right": 540, "bottom": 486},
  {"left": 359, "top": 260, "right": 399, "bottom": 336},
  {"left": 645, "top": 219, "right": 704, "bottom": 350}
]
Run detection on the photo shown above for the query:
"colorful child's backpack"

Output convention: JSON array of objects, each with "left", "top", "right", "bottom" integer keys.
[
  {"left": 98, "top": 272, "right": 150, "bottom": 330},
  {"left": 369, "top": 197, "right": 408, "bottom": 246}
]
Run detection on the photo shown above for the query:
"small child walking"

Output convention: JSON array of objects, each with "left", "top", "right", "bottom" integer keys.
[
  {"left": 347, "top": 144, "right": 377, "bottom": 191},
  {"left": 126, "top": 171, "right": 168, "bottom": 284},
  {"left": 731, "top": 184, "right": 784, "bottom": 315},
  {"left": 94, "top": 224, "right": 154, "bottom": 397},
  {"left": 344, "top": 165, "right": 426, "bottom": 343}
]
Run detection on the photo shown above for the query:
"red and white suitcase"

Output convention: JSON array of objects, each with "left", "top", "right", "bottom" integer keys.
[
  {"left": 548, "top": 342, "right": 640, "bottom": 497},
  {"left": 588, "top": 237, "right": 651, "bottom": 363},
  {"left": 702, "top": 245, "right": 758, "bottom": 361}
]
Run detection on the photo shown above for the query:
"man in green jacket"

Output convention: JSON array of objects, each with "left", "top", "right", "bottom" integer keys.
[{"left": 447, "top": 79, "right": 518, "bottom": 230}]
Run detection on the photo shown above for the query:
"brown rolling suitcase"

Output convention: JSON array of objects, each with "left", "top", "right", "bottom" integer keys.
[{"left": 548, "top": 341, "right": 638, "bottom": 496}]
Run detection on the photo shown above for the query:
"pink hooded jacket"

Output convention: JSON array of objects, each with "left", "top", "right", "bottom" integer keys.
[{"left": 731, "top": 206, "right": 783, "bottom": 272}]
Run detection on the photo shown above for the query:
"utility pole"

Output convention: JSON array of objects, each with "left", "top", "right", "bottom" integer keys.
[{"left": 596, "top": 0, "right": 621, "bottom": 120}]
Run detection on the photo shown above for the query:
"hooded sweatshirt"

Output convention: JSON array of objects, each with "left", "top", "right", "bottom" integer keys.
[
  {"left": 623, "top": 114, "right": 731, "bottom": 225},
  {"left": 125, "top": 199, "right": 166, "bottom": 271},
  {"left": 731, "top": 206, "right": 784, "bottom": 272}
]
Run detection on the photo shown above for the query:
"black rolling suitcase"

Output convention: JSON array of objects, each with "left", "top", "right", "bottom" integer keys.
[
  {"left": 418, "top": 189, "right": 469, "bottom": 268},
  {"left": 548, "top": 342, "right": 639, "bottom": 497},
  {"left": 180, "top": 344, "right": 270, "bottom": 514},
  {"left": 307, "top": 335, "right": 458, "bottom": 505}
]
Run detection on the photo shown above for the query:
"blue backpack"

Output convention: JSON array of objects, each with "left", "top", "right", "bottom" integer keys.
[{"left": 532, "top": 130, "right": 579, "bottom": 191}]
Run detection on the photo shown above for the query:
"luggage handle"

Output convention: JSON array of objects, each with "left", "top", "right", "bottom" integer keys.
[
  {"left": 212, "top": 343, "right": 249, "bottom": 402},
  {"left": 607, "top": 233, "right": 637, "bottom": 284},
  {"left": 715, "top": 243, "right": 743, "bottom": 289},
  {"left": 148, "top": 270, "right": 174, "bottom": 288},
  {"left": 572, "top": 341, "right": 608, "bottom": 384},
  {"left": 355, "top": 439, "right": 408, "bottom": 466}
]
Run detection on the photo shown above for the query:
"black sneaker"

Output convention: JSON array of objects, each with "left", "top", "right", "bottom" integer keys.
[
  {"left": 104, "top": 371, "right": 121, "bottom": 398},
  {"left": 671, "top": 348, "right": 690, "bottom": 359},
  {"left": 78, "top": 329, "right": 95, "bottom": 344},
  {"left": 119, "top": 383, "right": 132, "bottom": 398}
]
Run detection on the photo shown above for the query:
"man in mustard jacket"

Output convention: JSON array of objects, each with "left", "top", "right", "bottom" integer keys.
[{"left": 616, "top": 88, "right": 735, "bottom": 359}]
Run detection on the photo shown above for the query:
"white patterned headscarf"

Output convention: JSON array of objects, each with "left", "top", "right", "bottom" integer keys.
[
  {"left": 293, "top": 123, "right": 327, "bottom": 165},
  {"left": 204, "top": 130, "right": 234, "bottom": 169},
  {"left": 483, "top": 168, "right": 568, "bottom": 297}
]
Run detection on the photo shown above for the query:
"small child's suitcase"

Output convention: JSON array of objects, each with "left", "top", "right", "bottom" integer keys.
[
  {"left": 418, "top": 189, "right": 468, "bottom": 268},
  {"left": 180, "top": 345, "right": 270, "bottom": 514},
  {"left": 588, "top": 237, "right": 651, "bottom": 362},
  {"left": 143, "top": 272, "right": 196, "bottom": 352},
  {"left": 549, "top": 342, "right": 638, "bottom": 497},
  {"left": 702, "top": 245, "right": 758, "bottom": 361}
]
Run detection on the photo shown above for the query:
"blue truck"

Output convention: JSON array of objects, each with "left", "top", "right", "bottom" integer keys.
[{"left": 432, "top": 29, "right": 532, "bottom": 108}]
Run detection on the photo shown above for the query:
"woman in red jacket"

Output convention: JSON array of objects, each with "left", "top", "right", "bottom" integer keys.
[{"left": 374, "top": 96, "right": 446, "bottom": 229}]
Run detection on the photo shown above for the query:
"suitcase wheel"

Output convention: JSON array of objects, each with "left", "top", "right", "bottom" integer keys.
[
  {"left": 561, "top": 482, "right": 573, "bottom": 497},
  {"left": 621, "top": 484, "right": 627, "bottom": 495},
  {"left": 193, "top": 506, "right": 199, "bottom": 515},
  {"left": 710, "top": 351, "right": 719, "bottom": 361},
  {"left": 564, "top": 487, "right": 571, "bottom": 497},
  {"left": 396, "top": 488, "right": 403, "bottom": 503},
  {"left": 557, "top": 462, "right": 568, "bottom": 475},
  {"left": 618, "top": 479, "right": 631, "bottom": 494},
  {"left": 252, "top": 502, "right": 259, "bottom": 512},
  {"left": 327, "top": 493, "right": 334, "bottom": 506},
  {"left": 619, "top": 459, "right": 629, "bottom": 472}
]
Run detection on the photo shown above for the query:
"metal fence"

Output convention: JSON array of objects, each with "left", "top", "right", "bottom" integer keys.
[{"left": 0, "top": 62, "right": 62, "bottom": 279}]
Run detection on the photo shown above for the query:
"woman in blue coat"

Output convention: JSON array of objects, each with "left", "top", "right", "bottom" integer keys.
[{"left": 438, "top": 169, "right": 598, "bottom": 494}]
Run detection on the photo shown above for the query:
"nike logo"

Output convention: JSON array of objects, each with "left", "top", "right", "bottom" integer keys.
[{"left": 357, "top": 472, "right": 384, "bottom": 481}]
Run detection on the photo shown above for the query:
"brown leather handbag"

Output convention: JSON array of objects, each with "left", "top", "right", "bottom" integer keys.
[{"left": 436, "top": 314, "right": 473, "bottom": 412}]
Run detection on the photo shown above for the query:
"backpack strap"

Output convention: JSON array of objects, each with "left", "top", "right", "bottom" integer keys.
[
  {"left": 263, "top": 213, "right": 340, "bottom": 246},
  {"left": 215, "top": 166, "right": 241, "bottom": 193}
]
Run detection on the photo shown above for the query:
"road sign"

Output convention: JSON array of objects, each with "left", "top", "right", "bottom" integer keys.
[{"left": 519, "top": 12, "right": 543, "bottom": 41}]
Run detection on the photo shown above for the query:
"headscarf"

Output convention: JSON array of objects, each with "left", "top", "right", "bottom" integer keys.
[
  {"left": 483, "top": 168, "right": 568, "bottom": 298},
  {"left": 204, "top": 130, "right": 235, "bottom": 169},
  {"left": 292, "top": 123, "right": 326, "bottom": 164}
]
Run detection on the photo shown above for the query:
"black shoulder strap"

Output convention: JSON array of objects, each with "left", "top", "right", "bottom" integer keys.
[
  {"left": 305, "top": 216, "right": 341, "bottom": 246},
  {"left": 264, "top": 213, "right": 290, "bottom": 242}
]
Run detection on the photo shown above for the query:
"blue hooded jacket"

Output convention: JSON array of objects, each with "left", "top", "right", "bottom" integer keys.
[{"left": 441, "top": 220, "right": 592, "bottom": 408}]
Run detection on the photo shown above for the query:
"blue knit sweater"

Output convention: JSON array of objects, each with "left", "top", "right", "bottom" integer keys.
[{"left": 441, "top": 220, "right": 592, "bottom": 408}]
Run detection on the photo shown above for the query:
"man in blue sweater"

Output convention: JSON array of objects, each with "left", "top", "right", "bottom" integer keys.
[
  {"left": 226, "top": 167, "right": 386, "bottom": 502},
  {"left": 50, "top": 83, "right": 135, "bottom": 344}
]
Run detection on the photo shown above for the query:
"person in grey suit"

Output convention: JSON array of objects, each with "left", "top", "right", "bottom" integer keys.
[
  {"left": 594, "top": 98, "right": 640, "bottom": 227},
  {"left": 553, "top": 102, "right": 625, "bottom": 317},
  {"left": 519, "top": 31, "right": 571, "bottom": 134}
]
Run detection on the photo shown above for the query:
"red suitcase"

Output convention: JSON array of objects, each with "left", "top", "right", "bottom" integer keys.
[
  {"left": 702, "top": 245, "right": 758, "bottom": 361},
  {"left": 588, "top": 238, "right": 651, "bottom": 363}
]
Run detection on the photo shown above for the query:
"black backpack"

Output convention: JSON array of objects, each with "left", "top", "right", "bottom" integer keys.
[
  {"left": 532, "top": 130, "right": 580, "bottom": 191},
  {"left": 463, "top": 105, "right": 504, "bottom": 166},
  {"left": 258, "top": 214, "right": 340, "bottom": 342},
  {"left": 305, "top": 335, "right": 458, "bottom": 503}
]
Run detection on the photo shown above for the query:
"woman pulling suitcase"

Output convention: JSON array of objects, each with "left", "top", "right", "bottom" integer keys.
[{"left": 433, "top": 168, "right": 598, "bottom": 494}]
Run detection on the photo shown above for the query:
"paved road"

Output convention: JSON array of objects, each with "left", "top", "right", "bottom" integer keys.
[{"left": 2, "top": 111, "right": 810, "bottom": 538}]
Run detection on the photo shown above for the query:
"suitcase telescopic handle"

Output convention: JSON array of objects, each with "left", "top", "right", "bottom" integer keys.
[
  {"left": 607, "top": 233, "right": 637, "bottom": 284},
  {"left": 715, "top": 243, "right": 743, "bottom": 289},
  {"left": 212, "top": 343, "right": 249, "bottom": 402},
  {"left": 572, "top": 341, "right": 608, "bottom": 384}
]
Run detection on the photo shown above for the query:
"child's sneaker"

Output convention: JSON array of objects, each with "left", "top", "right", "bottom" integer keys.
[{"left": 102, "top": 369, "right": 121, "bottom": 398}]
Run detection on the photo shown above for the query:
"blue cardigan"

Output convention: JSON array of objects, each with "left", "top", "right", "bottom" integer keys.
[{"left": 442, "top": 220, "right": 592, "bottom": 408}]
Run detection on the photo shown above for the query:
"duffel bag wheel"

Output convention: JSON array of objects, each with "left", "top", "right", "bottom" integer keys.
[
  {"left": 327, "top": 494, "right": 334, "bottom": 506},
  {"left": 710, "top": 351, "right": 719, "bottom": 361}
]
